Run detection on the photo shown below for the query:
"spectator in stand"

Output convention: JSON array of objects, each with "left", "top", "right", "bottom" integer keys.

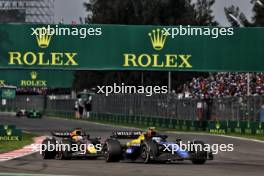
[{"left": 181, "top": 73, "right": 264, "bottom": 99}]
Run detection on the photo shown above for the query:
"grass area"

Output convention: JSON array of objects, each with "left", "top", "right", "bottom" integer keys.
[{"left": 0, "top": 133, "right": 38, "bottom": 154}]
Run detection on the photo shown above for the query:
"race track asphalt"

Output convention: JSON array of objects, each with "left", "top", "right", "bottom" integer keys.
[{"left": 1, "top": 114, "right": 264, "bottom": 176}]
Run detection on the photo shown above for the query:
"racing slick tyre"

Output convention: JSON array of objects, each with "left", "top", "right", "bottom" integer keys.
[
  {"left": 190, "top": 141, "right": 207, "bottom": 165},
  {"left": 42, "top": 138, "right": 56, "bottom": 159},
  {"left": 56, "top": 139, "right": 72, "bottom": 160},
  {"left": 140, "top": 139, "right": 159, "bottom": 164},
  {"left": 104, "top": 139, "right": 122, "bottom": 162}
]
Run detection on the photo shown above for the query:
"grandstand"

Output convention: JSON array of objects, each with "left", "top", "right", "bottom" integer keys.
[
  {"left": 181, "top": 72, "right": 264, "bottom": 99},
  {"left": 0, "top": 0, "right": 54, "bottom": 23}
]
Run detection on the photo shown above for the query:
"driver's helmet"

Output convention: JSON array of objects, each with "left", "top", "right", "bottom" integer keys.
[
  {"left": 145, "top": 127, "right": 157, "bottom": 138},
  {"left": 71, "top": 128, "right": 84, "bottom": 137}
]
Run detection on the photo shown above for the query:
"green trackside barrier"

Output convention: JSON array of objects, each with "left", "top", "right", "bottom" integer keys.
[
  {"left": 143, "top": 116, "right": 148, "bottom": 126},
  {"left": 92, "top": 113, "right": 97, "bottom": 121},
  {"left": 119, "top": 115, "right": 124, "bottom": 123},
  {"left": 113, "top": 114, "right": 117, "bottom": 123},
  {"left": 106, "top": 113, "right": 111, "bottom": 121},
  {"left": 0, "top": 126, "right": 22, "bottom": 141},
  {"left": 157, "top": 117, "right": 163, "bottom": 127},
  {"left": 256, "top": 122, "right": 264, "bottom": 135},
  {"left": 119, "top": 114, "right": 123, "bottom": 123},
  {"left": 124, "top": 115, "right": 130, "bottom": 124},
  {"left": 101, "top": 113, "right": 107, "bottom": 121},
  {"left": 154, "top": 117, "right": 160, "bottom": 127},
  {"left": 228, "top": 120, "right": 246, "bottom": 134},
  {"left": 107, "top": 113, "right": 112, "bottom": 122},
  {"left": 208, "top": 120, "right": 264, "bottom": 135},
  {"left": 189, "top": 121, "right": 204, "bottom": 131},
  {"left": 140, "top": 116, "right": 147, "bottom": 126},
  {"left": 0, "top": 129, "right": 5, "bottom": 136},
  {"left": 94, "top": 113, "right": 98, "bottom": 121},
  {"left": 127, "top": 115, "right": 132, "bottom": 124},
  {"left": 114, "top": 114, "right": 118, "bottom": 123},
  {"left": 137, "top": 116, "right": 142, "bottom": 125},
  {"left": 161, "top": 118, "right": 168, "bottom": 128},
  {"left": 9, "top": 129, "right": 22, "bottom": 140},
  {"left": 153, "top": 117, "right": 160, "bottom": 127},
  {"left": 167, "top": 118, "right": 173, "bottom": 129},
  {"left": 121, "top": 115, "right": 126, "bottom": 124},
  {"left": 170, "top": 119, "right": 177, "bottom": 129},
  {"left": 148, "top": 117, "right": 155, "bottom": 127},
  {"left": 89, "top": 113, "right": 94, "bottom": 120},
  {"left": 146, "top": 117, "right": 152, "bottom": 126},
  {"left": 100, "top": 113, "right": 104, "bottom": 121},
  {"left": 96, "top": 113, "right": 101, "bottom": 121},
  {"left": 104, "top": 113, "right": 109, "bottom": 122},
  {"left": 99, "top": 113, "right": 104, "bottom": 121},
  {"left": 244, "top": 121, "right": 257, "bottom": 135},
  {"left": 0, "top": 125, "right": 16, "bottom": 130},
  {"left": 175, "top": 120, "right": 184, "bottom": 130},
  {"left": 207, "top": 120, "right": 228, "bottom": 134},
  {"left": 133, "top": 116, "right": 139, "bottom": 125},
  {"left": 98, "top": 114, "right": 107, "bottom": 121},
  {"left": 151, "top": 117, "right": 157, "bottom": 127},
  {"left": 181, "top": 120, "right": 190, "bottom": 131},
  {"left": 108, "top": 114, "right": 113, "bottom": 122}
]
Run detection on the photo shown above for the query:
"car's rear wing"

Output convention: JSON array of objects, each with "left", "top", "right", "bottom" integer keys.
[{"left": 111, "top": 131, "right": 143, "bottom": 139}]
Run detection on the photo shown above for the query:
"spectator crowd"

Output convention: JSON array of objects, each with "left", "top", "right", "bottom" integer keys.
[{"left": 181, "top": 72, "right": 264, "bottom": 99}]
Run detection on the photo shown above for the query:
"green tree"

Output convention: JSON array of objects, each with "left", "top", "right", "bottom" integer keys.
[
  {"left": 194, "top": 0, "right": 218, "bottom": 26},
  {"left": 225, "top": 0, "right": 264, "bottom": 27}
]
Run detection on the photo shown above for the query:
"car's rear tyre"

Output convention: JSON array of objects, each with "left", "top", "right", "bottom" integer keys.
[
  {"left": 42, "top": 138, "right": 56, "bottom": 159},
  {"left": 56, "top": 139, "right": 72, "bottom": 160},
  {"left": 104, "top": 139, "right": 122, "bottom": 162},
  {"left": 140, "top": 139, "right": 159, "bottom": 164},
  {"left": 190, "top": 141, "right": 207, "bottom": 165}
]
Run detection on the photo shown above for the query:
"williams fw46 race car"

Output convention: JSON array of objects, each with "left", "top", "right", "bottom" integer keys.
[
  {"left": 103, "top": 127, "right": 213, "bottom": 164},
  {"left": 16, "top": 109, "right": 42, "bottom": 118},
  {"left": 42, "top": 128, "right": 102, "bottom": 160}
]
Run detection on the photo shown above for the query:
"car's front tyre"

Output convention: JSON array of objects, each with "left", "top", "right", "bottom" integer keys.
[{"left": 104, "top": 139, "right": 122, "bottom": 162}]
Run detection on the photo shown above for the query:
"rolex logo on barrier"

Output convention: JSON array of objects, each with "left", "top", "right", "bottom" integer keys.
[
  {"left": 6, "top": 129, "right": 12, "bottom": 136},
  {"left": 35, "top": 30, "right": 52, "bottom": 48},
  {"left": 31, "top": 71, "right": 38, "bottom": 80},
  {"left": 20, "top": 71, "right": 47, "bottom": 87},
  {"left": 216, "top": 121, "right": 221, "bottom": 130},
  {"left": 7, "top": 27, "right": 78, "bottom": 67},
  {"left": 148, "top": 28, "right": 168, "bottom": 51},
  {"left": 123, "top": 28, "right": 192, "bottom": 69}
]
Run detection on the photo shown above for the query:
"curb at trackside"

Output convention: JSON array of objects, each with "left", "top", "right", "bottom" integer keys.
[{"left": 0, "top": 136, "right": 46, "bottom": 162}]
